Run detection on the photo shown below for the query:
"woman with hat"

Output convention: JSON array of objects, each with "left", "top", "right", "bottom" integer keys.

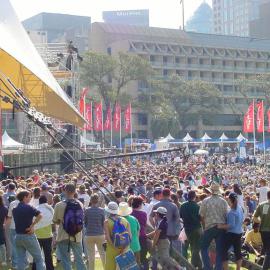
[
  {"left": 218, "top": 193, "right": 244, "bottom": 270},
  {"left": 104, "top": 201, "right": 131, "bottom": 270},
  {"left": 118, "top": 202, "right": 141, "bottom": 264},
  {"left": 147, "top": 207, "right": 181, "bottom": 270}
]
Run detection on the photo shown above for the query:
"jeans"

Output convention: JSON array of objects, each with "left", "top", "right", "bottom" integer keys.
[
  {"left": 186, "top": 228, "right": 203, "bottom": 269},
  {"left": 0, "top": 244, "right": 6, "bottom": 263},
  {"left": 140, "top": 238, "right": 149, "bottom": 270},
  {"left": 260, "top": 231, "right": 270, "bottom": 270},
  {"left": 57, "top": 240, "right": 86, "bottom": 270},
  {"left": 9, "top": 228, "right": 17, "bottom": 268},
  {"left": 15, "top": 234, "right": 45, "bottom": 270},
  {"left": 32, "top": 238, "right": 54, "bottom": 270},
  {"left": 201, "top": 226, "right": 224, "bottom": 270},
  {"left": 85, "top": 235, "right": 105, "bottom": 270}
]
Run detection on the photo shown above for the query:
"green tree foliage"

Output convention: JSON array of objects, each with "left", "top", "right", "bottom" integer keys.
[
  {"left": 138, "top": 75, "right": 222, "bottom": 137},
  {"left": 80, "top": 52, "right": 153, "bottom": 107}
]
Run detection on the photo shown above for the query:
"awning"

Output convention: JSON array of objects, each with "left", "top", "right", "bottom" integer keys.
[
  {"left": 2, "top": 130, "right": 24, "bottom": 148},
  {"left": 201, "top": 133, "right": 212, "bottom": 141},
  {"left": 182, "top": 133, "right": 193, "bottom": 142},
  {"left": 236, "top": 133, "right": 247, "bottom": 141},
  {"left": 0, "top": 0, "right": 85, "bottom": 127},
  {"left": 165, "top": 133, "right": 175, "bottom": 141},
  {"left": 219, "top": 133, "right": 229, "bottom": 141}
]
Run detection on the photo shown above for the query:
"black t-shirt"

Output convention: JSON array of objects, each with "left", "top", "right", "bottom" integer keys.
[
  {"left": 157, "top": 217, "right": 168, "bottom": 239},
  {"left": 0, "top": 206, "right": 8, "bottom": 228},
  {"left": 13, "top": 202, "right": 40, "bottom": 234}
]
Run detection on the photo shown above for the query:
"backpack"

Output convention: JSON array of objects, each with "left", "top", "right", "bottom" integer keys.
[
  {"left": 63, "top": 200, "right": 83, "bottom": 237},
  {"left": 111, "top": 218, "right": 131, "bottom": 248}
]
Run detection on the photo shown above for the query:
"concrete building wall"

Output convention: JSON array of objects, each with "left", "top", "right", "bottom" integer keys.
[{"left": 90, "top": 22, "right": 270, "bottom": 139}]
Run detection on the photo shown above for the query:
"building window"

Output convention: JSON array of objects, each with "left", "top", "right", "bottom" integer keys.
[
  {"left": 163, "top": 69, "right": 168, "bottom": 76},
  {"left": 163, "top": 56, "right": 168, "bottom": 63},
  {"left": 175, "top": 57, "right": 180, "bottom": 64},
  {"left": 107, "top": 47, "right": 112, "bottom": 55},
  {"left": 150, "top": 55, "right": 155, "bottom": 62},
  {"left": 137, "top": 113, "right": 148, "bottom": 125}
]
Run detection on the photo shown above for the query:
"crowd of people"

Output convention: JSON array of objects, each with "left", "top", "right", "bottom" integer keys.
[{"left": 0, "top": 151, "right": 269, "bottom": 270}]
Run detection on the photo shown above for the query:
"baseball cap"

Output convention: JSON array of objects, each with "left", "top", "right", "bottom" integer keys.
[{"left": 154, "top": 207, "right": 167, "bottom": 215}]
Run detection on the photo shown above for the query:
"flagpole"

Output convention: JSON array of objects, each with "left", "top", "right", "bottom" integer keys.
[
  {"left": 120, "top": 107, "right": 122, "bottom": 151},
  {"left": 110, "top": 103, "right": 113, "bottom": 148},
  {"left": 253, "top": 99, "right": 256, "bottom": 157},
  {"left": 262, "top": 100, "right": 266, "bottom": 164},
  {"left": 101, "top": 101, "right": 104, "bottom": 150},
  {"left": 83, "top": 95, "right": 87, "bottom": 152},
  {"left": 130, "top": 103, "right": 133, "bottom": 152}
]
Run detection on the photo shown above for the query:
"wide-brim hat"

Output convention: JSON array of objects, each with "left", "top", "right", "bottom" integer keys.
[
  {"left": 210, "top": 183, "right": 222, "bottom": 195},
  {"left": 105, "top": 202, "right": 119, "bottom": 215},
  {"left": 118, "top": 202, "right": 132, "bottom": 216}
]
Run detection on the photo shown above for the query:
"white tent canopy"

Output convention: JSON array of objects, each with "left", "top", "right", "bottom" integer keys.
[
  {"left": 80, "top": 136, "right": 100, "bottom": 146},
  {"left": 201, "top": 133, "right": 212, "bottom": 141},
  {"left": 194, "top": 149, "right": 209, "bottom": 155},
  {"left": 182, "top": 133, "right": 193, "bottom": 142},
  {"left": 165, "top": 133, "right": 175, "bottom": 141},
  {"left": 219, "top": 133, "right": 229, "bottom": 141},
  {"left": 2, "top": 130, "right": 24, "bottom": 149},
  {"left": 236, "top": 133, "right": 247, "bottom": 141},
  {"left": 0, "top": 0, "right": 84, "bottom": 127}
]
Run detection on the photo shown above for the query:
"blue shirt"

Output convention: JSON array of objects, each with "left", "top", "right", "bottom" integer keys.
[
  {"left": 227, "top": 206, "right": 244, "bottom": 234},
  {"left": 13, "top": 202, "right": 40, "bottom": 234}
]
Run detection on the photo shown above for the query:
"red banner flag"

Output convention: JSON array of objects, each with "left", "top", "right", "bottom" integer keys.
[
  {"left": 79, "top": 87, "right": 88, "bottom": 116},
  {"left": 113, "top": 103, "right": 121, "bottom": 131},
  {"left": 94, "top": 102, "right": 103, "bottom": 131},
  {"left": 243, "top": 102, "right": 254, "bottom": 133},
  {"left": 85, "top": 103, "right": 92, "bottom": 131},
  {"left": 124, "top": 103, "right": 132, "bottom": 133},
  {"left": 257, "top": 101, "right": 264, "bottom": 133},
  {"left": 268, "top": 110, "right": 270, "bottom": 132},
  {"left": 104, "top": 105, "right": 112, "bottom": 131},
  {"left": 0, "top": 109, "right": 3, "bottom": 173}
]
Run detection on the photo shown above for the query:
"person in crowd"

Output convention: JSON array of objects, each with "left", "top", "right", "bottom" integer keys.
[
  {"left": 41, "top": 183, "right": 53, "bottom": 205},
  {"left": 131, "top": 196, "right": 148, "bottom": 270},
  {"left": 146, "top": 189, "right": 162, "bottom": 226},
  {"left": 243, "top": 222, "right": 262, "bottom": 256},
  {"left": 13, "top": 190, "right": 45, "bottom": 270},
  {"left": 253, "top": 190, "right": 270, "bottom": 270},
  {"left": 104, "top": 201, "right": 131, "bottom": 270},
  {"left": 84, "top": 194, "right": 105, "bottom": 270},
  {"left": 218, "top": 192, "right": 244, "bottom": 270},
  {"left": 33, "top": 195, "right": 54, "bottom": 270},
  {"left": 78, "top": 184, "right": 90, "bottom": 208},
  {"left": 119, "top": 202, "right": 141, "bottom": 264},
  {"left": 199, "top": 183, "right": 228, "bottom": 270},
  {"left": 3, "top": 183, "right": 16, "bottom": 208},
  {"left": 147, "top": 207, "right": 181, "bottom": 270},
  {"left": 180, "top": 190, "right": 202, "bottom": 270},
  {"left": 233, "top": 184, "right": 244, "bottom": 209},
  {"left": 256, "top": 179, "right": 269, "bottom": 204},
  {"left": 0, "top": 195, "right": 8, "bottom": 266},
  {"left": 30, "top": 187, "right": 41, "bottom": 208},
  {"left": 53, "top": 183, "right": 86, "bottom": 270}
]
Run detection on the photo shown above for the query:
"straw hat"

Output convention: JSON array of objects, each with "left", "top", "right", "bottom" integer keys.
[
  {"left": 118, "top": 202, "right": 132, "bottom": 217},
  {"left": 105, "top": 202, "right": 119, "bottom": 215}
]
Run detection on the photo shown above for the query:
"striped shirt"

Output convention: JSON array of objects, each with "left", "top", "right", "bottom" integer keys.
[{"left": 84, "top": 206, "right": 105, "bottom": 236}]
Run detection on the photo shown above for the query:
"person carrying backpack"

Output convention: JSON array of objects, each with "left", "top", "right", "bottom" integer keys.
[
  {"left": 104, "top": 201, "right": 131, "bottom": 270},
  {"left": 53, "top": 183, "right": 86, "bottom": 270}
]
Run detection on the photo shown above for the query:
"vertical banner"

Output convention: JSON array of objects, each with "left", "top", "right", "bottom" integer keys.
[
  {"left": 79, "top": 87, "right": 88, "bottom": 115},
  {"left": 243, "top": 102, "right": 254, "bottom": 133},
  {"left": 124, "top": 103, "right": 131, "bottom": 133},
  {"left": 257, "top": 101, "right": 264, "bottom": 133},
  {"left": 268, "top": 109, "right": 270, "bottom": 132},
  {"left": 113, "top": 103, "right": 121, "bottom": 131},
  {"left": 104, "top": 105, "right": 112, "bottom": 131},
  {"left": 85, "top": 103, "right": 92, "bottom": 131},
  {"left": 94, "top": 102, "right": 103, "bottom": 131}
]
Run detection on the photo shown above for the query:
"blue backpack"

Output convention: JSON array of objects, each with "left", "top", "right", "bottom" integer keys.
[
  {"left": 111, "top": 218, "right": 131, "bottom": 248},
  {"left": 63, "top": 200, "right": 83, "bottom": 237}
]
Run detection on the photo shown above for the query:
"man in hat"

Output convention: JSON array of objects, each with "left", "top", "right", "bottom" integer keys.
[{"left": 199, "top": 183, "right": 228, "bottom": 270}]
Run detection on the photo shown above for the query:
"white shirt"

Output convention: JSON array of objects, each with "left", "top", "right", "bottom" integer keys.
[
  {"left": 8, "top": 200, "right": 19, "bottom": 230},
  {"left": 146, "top": 198, "right": 160, "bottom": 227},
  {"left": 78, "top": 193, "right": 91, "bottom": 208},
  {"left": 257, "top": 186, "right": 269, "bottom": 203}
]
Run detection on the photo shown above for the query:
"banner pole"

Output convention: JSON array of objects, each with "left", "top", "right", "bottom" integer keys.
[
  {"left": 263, "top": 100, "right": 266, "bottom": 164},
  {"left": 101, "top": 101, "right": 104, "bottom": 150},
  {"left": 120, "top": 106, "right": 122, "bottom": 151},
  {"left": 83, "top": 95, "right": 86, "bottom": 152},
  {"left": 130, "top": 103, "right": 133, "bottom": 152},
  {"left": 253, "top": 99, "right": 256, "bottom": 157},
  {"left": 110, "top": 103, "right": 113, "bottom": 148}
]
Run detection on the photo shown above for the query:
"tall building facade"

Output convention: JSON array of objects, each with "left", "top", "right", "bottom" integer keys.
[
  {"left": 23, "top": 13, "right": 91, "bottom": 52},
  {"left": 212, "top": 0, "right": 270, "bottom": 36},
  {"left": 103, "top": 10, "right": 149, "bottom": 26},
  {"left": 90, "top": 22, "right": 270, "bottom": 139},
  {"left": 186, "top": 2, "right": 213, "bottom": 34}
]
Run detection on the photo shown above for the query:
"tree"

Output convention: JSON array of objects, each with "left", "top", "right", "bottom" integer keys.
[
  {"left": 80, "top": 52, "right": 153, "bottom": 107},
  {"left": 138, "top": 75, "right": 222, "bottom": 137}
]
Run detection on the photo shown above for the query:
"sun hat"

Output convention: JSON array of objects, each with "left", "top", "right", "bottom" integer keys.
[
  {"left": 105, "top": 201, "right": 119, "bottom": 215},
  {"left": 210, "top": 183, "right": 222, "bottom": 195},
  {"left": 154, "top": 206, "right": 167, "bottom": 215},
  {"left": 118, "top": 202, "right": 132, "bottom": 216}
]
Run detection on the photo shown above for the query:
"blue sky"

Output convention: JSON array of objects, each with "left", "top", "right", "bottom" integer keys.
[{"left": 10, "top": 0, "right": 212, "bottom": 29}]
